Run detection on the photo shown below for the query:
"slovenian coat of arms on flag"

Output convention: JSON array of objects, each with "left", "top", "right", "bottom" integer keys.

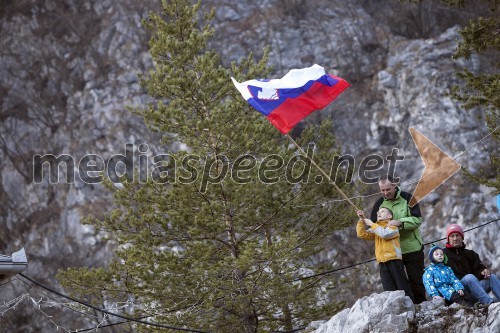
[{"left": 231, "top": 64, "right": 350, "bottom": 134}]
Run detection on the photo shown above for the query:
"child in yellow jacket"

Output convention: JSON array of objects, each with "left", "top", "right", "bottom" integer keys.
[{"left": 357, "top": 207, "right": 414, "bottom": 302}]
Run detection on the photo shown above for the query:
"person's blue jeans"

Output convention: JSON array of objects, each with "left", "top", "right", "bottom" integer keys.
[{"left": 461, "top": 273, "right": 500, "bottom": 304}]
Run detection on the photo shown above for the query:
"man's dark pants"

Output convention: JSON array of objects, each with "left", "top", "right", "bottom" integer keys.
[{"left": 402, "top": 246, "right": 427, "bottom": 303}]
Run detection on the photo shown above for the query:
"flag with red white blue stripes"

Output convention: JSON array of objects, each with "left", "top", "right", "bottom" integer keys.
[{"left": 231, "top": 64, "right": 350, "bottom": 134}]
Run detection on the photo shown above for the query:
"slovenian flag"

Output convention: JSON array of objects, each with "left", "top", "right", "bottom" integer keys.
[{"left": 231, "top": 64, "right": 350, "bottom": 134}]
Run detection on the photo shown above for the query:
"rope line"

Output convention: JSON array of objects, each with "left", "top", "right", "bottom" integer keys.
[
  {"left": 294, "top": 217, "right": 500, "bottom": 281},
  {"left": 296, "top": 125, "right": 499, "bottom": 208},
  {"left": 10, "top": 217, "right": 499, "bottom": 333},
  {"left": 18, "top": 273, "right": 212, "bottom": 333}
]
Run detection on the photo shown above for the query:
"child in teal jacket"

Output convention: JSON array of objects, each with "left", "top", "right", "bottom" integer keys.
[{"left": 423, "top": 245, "right": 472, "bottom": 306}]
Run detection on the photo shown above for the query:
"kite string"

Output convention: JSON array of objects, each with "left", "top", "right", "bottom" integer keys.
[{"left": 296, "top": 124, "right": 499, "bottom": 208}]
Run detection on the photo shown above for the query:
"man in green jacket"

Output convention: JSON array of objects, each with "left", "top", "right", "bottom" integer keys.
[{"left": 357, "top": 175, "right": 426, "bottom": 303}]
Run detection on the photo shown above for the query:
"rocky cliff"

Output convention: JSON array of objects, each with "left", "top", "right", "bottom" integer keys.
[
  {"left": 307, "top": 291, "right": 500, "bottom": 333},
  {"left": 0, "top": 0, "right": 498, "bottom": 331}
]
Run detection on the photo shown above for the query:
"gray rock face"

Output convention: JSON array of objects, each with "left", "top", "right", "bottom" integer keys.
[
  {"left": 311, "top": 292, "right": 499, "bottom": 333},
  {"left": 0, "top": 0, "right": 498, "bottom": 332}
]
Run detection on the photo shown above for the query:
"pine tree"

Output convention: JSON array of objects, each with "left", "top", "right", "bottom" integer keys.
[
  {"left": 58, "top": 1, "right": 355, "bottom": 332},
  {"left": 444, "top": 0, "right": 499, "bottom": 192}
]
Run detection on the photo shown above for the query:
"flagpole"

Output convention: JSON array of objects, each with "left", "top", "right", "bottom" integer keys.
[{"left": 285, "top": 134, "right": 361, "bottom": 213}]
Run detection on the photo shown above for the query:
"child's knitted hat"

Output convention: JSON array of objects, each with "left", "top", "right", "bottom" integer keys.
[{"left": 428, "top": 244, "right": 447, "bottom": 264}]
